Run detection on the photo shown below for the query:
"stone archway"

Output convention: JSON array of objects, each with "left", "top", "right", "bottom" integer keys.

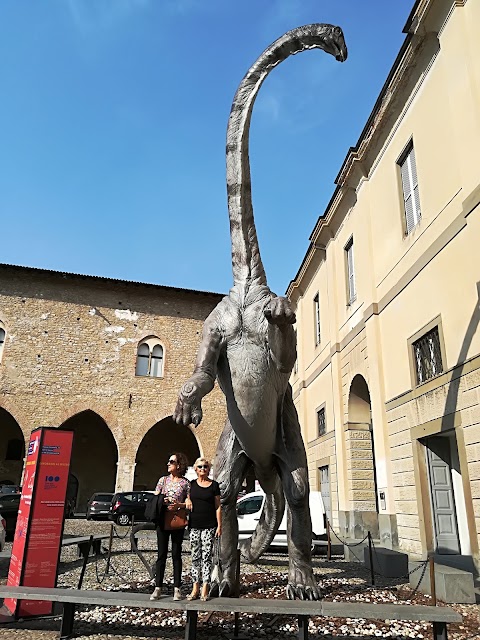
[
  {"left": 60, "top": 410, "right": 118, "bottom": 511},
  {"left": 0, "top": 408, "right": 25, "bottom": 487},
  {"left": 346, "top": 375, "right": 379, "bottom": 537},
  {"left": 134, "top": 418, "right": 200, "bottom": 491}
]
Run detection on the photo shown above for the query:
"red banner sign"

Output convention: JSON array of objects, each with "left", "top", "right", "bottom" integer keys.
[{"left": 5, "top": 428, "right": 73, "bottom": 617}]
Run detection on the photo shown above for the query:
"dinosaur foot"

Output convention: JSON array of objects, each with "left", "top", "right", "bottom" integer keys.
[
  {"left": 209, "top": 579, "right": 237, "bottom": 598},
  {"left": 286, "top": 567, "right": 320, "bottom": 600}
]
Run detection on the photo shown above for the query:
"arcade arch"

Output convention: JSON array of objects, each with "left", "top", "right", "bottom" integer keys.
[
  {"left": 60, "top": 410, "right": 118, "bottom": 511},
  {"left": 134, "top": 417, "right": 200, "bottom": 490},
  {"left": 0, "top": 408, "right": 25, "bottom": 486},
  {"left": 347, "top": 375, "right": 379, "bottom": 513}
]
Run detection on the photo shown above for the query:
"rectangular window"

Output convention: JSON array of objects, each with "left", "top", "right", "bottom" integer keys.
[
  {"left": 317, "top": 407, "right": 326, "bottom": 437},
  {"left": 413, "top": 326, "right": 443, "bottom": 384},
  {"left": 313, "top": 293, "right": 321, "bottom": 345},
  {"left": 345, "top": 238, "right": 356, "bottom": 304},
  {"left": 293, "top": 329, "right": 298, "bottom": 374},
  {"left": 399, "top": 143, "right": 421, "bottom": 234}
]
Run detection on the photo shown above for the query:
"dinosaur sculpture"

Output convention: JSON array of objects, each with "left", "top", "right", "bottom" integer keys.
[{"left": 173, "top": 24, "right": 347, "bottom": 601}]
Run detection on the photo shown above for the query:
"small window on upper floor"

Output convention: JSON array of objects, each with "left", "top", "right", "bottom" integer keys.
[
  {"left": 345, "top": 238, "right": 356, "bottom": 305},
  {"left": 0, "top": 324, "right": 5, "bottom": 363},
  {"left": 399, "top": 143, "right": 421, "bottom": 234},
  {"left": 135, "top": 337, "right": 164, "bottom": 378},
  {"left": 313, "top": 293, "right": 321, "bottom": 345},
  {"left": 317, "top": 406, "right": 326, "bottom": 437},
  {"left": 412, "top": 326, "right": 443, "bottom": 385},
  {"left": 293, "top": 329, "right": 298, "bottom": 374}
]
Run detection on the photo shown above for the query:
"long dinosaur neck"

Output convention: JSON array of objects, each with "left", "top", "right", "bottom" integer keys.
[{"left": 226, "top": 25, "right": 333, "bottom": 290}]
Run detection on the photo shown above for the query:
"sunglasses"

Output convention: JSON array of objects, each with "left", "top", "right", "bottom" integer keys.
[
  {"left": 197, "top": 465, "right": 209, "bottom": 470},
  {"left": 167, "top": 459, "right": 177, "bottom": 465}
]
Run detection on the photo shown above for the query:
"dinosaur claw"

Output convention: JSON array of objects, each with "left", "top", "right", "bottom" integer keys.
[
  {"left": 296, "top": 586, "right": 306, "bottom": 600},
  {"left": 286, "top": 584, "right": 296, "bottom": 600},
  {"left": 209, "top": 582, "right": 219, "bottom": 598}
]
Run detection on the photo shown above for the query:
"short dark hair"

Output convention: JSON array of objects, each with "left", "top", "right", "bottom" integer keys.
[{"left": 171, "top": 452, "right": 189, "bottom": 476}]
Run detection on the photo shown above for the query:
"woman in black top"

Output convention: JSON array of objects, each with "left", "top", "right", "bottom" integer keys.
[{"left": 186, "top": 457, "right": 221, "bottom": 601}]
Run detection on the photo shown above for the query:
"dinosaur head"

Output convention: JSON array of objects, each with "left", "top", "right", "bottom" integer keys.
[{"left": 315, "top": 24, "right": 348, "bottom": 62}]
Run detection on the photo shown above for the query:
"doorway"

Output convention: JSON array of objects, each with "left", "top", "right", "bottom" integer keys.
[{"left": 424, "top": 432, "right": 469, "bottom": 556}]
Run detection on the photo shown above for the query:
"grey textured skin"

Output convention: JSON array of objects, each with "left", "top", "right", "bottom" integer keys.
[{"left": 173, "top": 24, "right": 347, "bottom": 601}]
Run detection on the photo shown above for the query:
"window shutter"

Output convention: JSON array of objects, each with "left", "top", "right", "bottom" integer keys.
[
  {"left": 346, "top": 242, "right": 356, "bottom": 302},
  {"left": 401, "top": 146, "right": 421, "bottom": 234}
]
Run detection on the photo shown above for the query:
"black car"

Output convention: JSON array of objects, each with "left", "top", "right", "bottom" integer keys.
[
  {"left": 86, "top": 493, "right": 114, "bottom": 520},
  {"left": 109, "top": 491, "right": 153, "bottom": 525},
  {"left": 0, "top": 493, "right": 21, "bottom": 539}
]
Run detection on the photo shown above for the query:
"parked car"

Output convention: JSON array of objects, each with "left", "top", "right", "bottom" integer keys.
[
  {"left": 237, "top": 490, "right": 326, "bottom": 551},
  {"left": 86, "top": 493, "right": 114, "bottom": 520},
  {"left": 109, "top": 491, "right": 154, "bottom": 525},
  {"left": 0, "top": 515, "right": 6, "bottom": 551},
  {"left": 0, "top": 493, "right": 21, "bottom": 539},
  {"left": 0, "top": 485, "right": 21, "bottom": 495}
]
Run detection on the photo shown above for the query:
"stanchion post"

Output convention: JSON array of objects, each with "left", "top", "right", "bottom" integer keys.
[
  {"left": 326, "top": 520, "right": 331, "bottom": 561},
  {"left": 106, "top": 523, "right": 114, "bottom": 575},
  {"left": 429, "top": 555, "right": 437, "bottom": 606},
  {"left": 367, "top": 531, "right": 375, "bottom": 586},
  {"left": 77, "top": 535, "right": 93, "bottom": 590}
]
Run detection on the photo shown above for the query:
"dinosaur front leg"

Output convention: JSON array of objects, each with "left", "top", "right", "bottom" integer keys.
[
  {"left": 173, "top": 312, "right": 224, "bottom": 427},
  {"left": 210, "top": 420, "right": 251, "bottom": 598},
  {"left": 264, "top": 296, "right": 296, "bottom": 374}
]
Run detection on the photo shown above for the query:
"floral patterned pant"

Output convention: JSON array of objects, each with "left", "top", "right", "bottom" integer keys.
[{"left": 189, "top": 527, "right": 216, "bottom": 584}]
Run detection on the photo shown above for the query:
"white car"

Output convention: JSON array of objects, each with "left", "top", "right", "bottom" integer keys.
[
  {"left": 0, "top": 514, "right": 6, "bottom": 551},
  {"left": 237, "top": 490, "right": 326, "bottom": 550}
]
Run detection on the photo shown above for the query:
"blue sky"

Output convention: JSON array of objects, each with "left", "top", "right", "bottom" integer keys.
[{"left": 0, "top": 1, "right": 412, "bottom": 295}]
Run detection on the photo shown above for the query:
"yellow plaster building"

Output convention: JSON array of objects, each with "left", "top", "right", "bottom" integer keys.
[{"left": 287, "top": 0, "right": 480, "bottom": 574}]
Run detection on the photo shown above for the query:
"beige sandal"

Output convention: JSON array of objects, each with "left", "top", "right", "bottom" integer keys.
[{"left": 187, "top": 591, "right": 199, "bottom": 601}]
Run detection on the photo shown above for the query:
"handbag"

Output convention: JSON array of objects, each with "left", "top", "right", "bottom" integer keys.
[
  {"left": 210, "top": 536, "right": 223, "bottom": 584},
  {"left": 164, "top": 508, "right": 188, "bottom": 530}
]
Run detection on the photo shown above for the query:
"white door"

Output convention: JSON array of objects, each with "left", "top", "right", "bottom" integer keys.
[
  {"left": 426, "top": 437, "right": 460, "bottom": 555},
  {"left": 319, "top": 465, "right": 331, "bottom": 526}
]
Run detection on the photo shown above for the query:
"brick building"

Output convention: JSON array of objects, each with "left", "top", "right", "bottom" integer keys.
[{"left": 0, "top": 263, "right": 226, "bottom": 510}]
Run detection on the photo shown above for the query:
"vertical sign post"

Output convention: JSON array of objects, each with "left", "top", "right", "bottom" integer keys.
[{"left": 4, "top": 427, "right": 74, "bottom": 617}]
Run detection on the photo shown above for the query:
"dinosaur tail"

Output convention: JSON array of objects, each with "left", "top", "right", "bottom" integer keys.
[{"left": 238, "top": 478, "right": 285, "bottom": 564}]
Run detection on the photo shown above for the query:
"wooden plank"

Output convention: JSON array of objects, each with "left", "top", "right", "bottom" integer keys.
[
  {"left": 0, "top": 587, "right": 462, "bottom": 623},
  {"left": 321, "top": 602, "right": 462, "bottom": 623}
]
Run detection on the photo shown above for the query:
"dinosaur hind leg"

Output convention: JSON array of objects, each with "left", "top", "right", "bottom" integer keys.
[
  {"left": 211, "top": 419, "right": 251, "bottom": 598},
  {"left": 275, "top": 386, "right": 320, "bottom": 601}
]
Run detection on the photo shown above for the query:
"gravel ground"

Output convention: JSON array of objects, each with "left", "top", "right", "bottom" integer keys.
[{"left": 0, "top": 518, "right": 478, "bottom": 639}]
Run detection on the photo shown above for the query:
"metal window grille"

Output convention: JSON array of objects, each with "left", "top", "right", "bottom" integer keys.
[
  {"left": 345, "top": 239, "right": 356, "bottom": 304},
  {"left": 413, "top": 327, "right": 443, "bottom": 384},
  {"left": 317, "top": 407, "right": 326, "bottom": 437},
  {"left": 400, "top": 145, "right": 421, "bottom": 234},
  {"left": 314, "top": 294, "right": 321, "bottom": 344}
]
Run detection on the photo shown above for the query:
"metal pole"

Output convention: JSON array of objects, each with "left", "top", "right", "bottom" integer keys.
[
  {"left": 326, "top": 520, "right": 331, "bottom": 561},
  {"left": 367, "top": 531, "right": 375, "bottom": 586},
  {"left": 106, "top": 524, "right": 114, "bottom": 575},
  {"left": 77, "top": 535, "right": 93, "bottom": 590},
  {"left": 429, "top": 555, "right": 437, "bottom": 606}
]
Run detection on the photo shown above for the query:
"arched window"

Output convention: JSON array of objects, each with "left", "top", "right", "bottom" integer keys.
[
  {"left": 135, "top": 343, "right": 150, "bottom": 376},
  {"left": 0, "top": 324, "right": 5, "bottom": 364},
  {"left": 135, "top": 338, "right": 164, "bottom": 378}
]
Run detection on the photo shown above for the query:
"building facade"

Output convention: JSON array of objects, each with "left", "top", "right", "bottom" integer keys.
[
  {"left": 287, "top": 0, "right": 480, "bottom": 573},
  {"left": 0, "top": 264, "right": 226, "bottom": 509}
]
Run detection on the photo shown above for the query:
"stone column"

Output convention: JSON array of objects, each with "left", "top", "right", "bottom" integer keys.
[{"left": 115, "top": 459, "right": 136, "bottom": 493}]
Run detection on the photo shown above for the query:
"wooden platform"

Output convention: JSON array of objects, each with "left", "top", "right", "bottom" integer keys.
[{"left": 0, "top": 585, "right": 462, "bottom": 640}]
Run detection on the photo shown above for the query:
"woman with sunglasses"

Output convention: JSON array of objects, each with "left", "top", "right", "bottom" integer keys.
[
  {"left": 186, "top": 457, "right": 221, "bottom": 602},
  {"left": 150, "top": 451, "right": 190, "bottom": 601}
]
